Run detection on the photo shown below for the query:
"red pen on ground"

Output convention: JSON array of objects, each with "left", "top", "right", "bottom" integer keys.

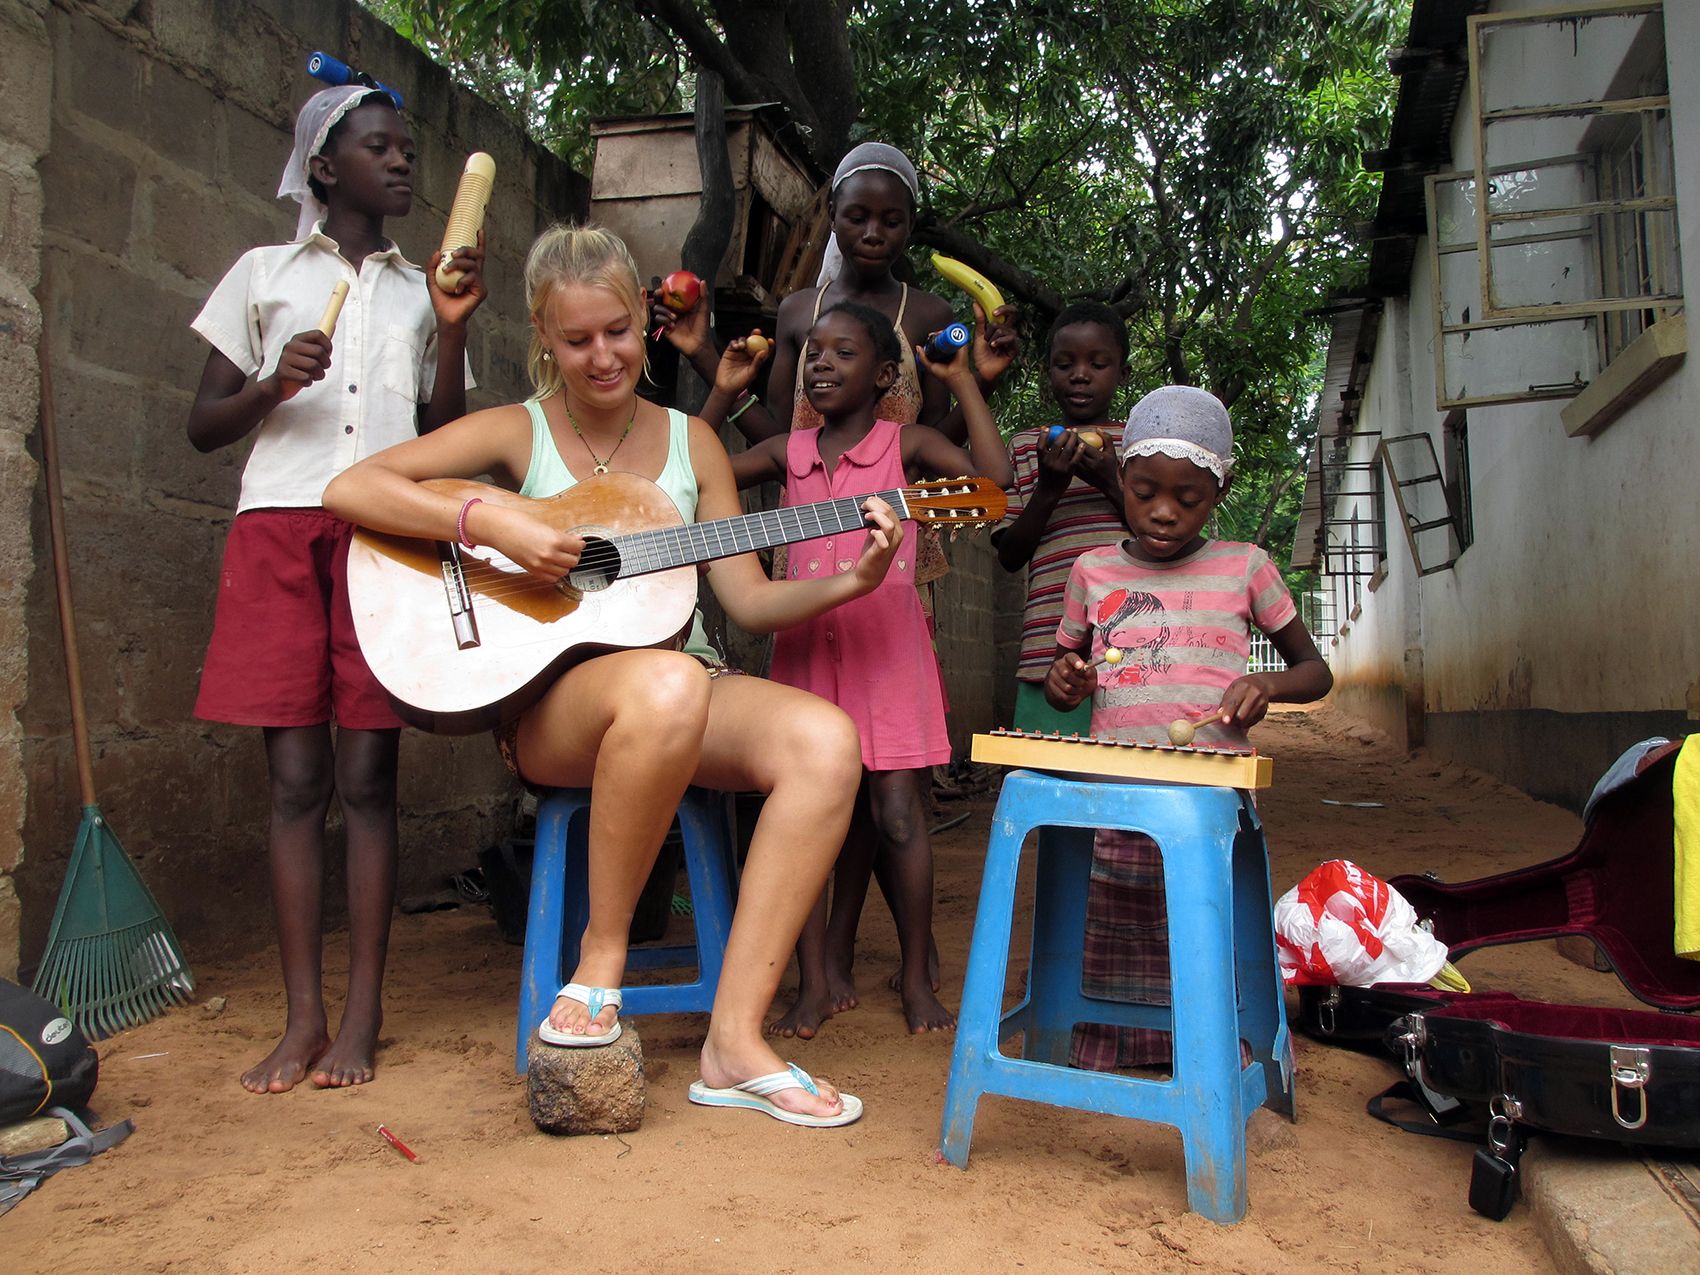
[{"left": 376, "top": 1123, "right": 419, "bottom": 1163}]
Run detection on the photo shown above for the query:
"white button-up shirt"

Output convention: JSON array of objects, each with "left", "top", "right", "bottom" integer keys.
[{"left": 191, "top": 225, "right": 472, "bottom": 511}]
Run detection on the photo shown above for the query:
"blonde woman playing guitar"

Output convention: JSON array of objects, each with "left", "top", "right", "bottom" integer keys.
[{"left": 325, "top": 224, "right": 906, "bottom": 1128}]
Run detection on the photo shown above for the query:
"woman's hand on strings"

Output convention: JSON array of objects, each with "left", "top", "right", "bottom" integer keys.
[{"left": 484, "top": 506, "right": 585, "bottom": 582}]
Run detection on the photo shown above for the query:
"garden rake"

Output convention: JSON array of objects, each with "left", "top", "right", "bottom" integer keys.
[{"left": 30, "top": 304, "right": 192, "bottom": 1039}]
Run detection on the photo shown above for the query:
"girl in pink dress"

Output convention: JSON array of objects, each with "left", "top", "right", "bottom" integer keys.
[{"left": 721, "top": 301, "right": 1012, "bottom": 1035}]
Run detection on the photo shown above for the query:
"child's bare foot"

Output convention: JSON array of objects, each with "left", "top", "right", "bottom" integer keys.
[
  {"left": 900, "top": 975, "right": 956, "bottom": 1034},
  {"left": 700, "top": 1030, "right": 849, "bottom": 1122},
  {"left": 824, "top": 964, "right": 859, "bottom": 1014},
  {"left": 311, "top": 1009, "right": 382, "bottom": 1088},
  {"left": 766, "top": 987, "right": 835, "bottom": 1039},
  {"left": 888, "top": 937, "right": 941, "bottom": 993},
  {"left": 241, "top": 1020, "right": 329, "bottom": 1094}
]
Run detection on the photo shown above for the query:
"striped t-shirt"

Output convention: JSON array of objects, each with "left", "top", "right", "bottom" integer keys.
[
  {"left": 1056, "top": 539, "right": 1297, "bottom": 747},
  {"left": 998, "top": 423, "right": 1128, "bottom": 682}
]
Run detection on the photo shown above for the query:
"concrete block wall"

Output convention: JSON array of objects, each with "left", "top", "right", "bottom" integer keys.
[
  {"left": 2, "top": 0, "right": 588, "bottom": 977},
  {"left": 933, "top": 534, "right": 1024, "bottom": 752},
  {"left": 0, "top": 0, "right": 51, "bottom": 976}
]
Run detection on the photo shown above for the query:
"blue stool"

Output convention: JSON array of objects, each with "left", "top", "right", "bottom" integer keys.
[
  {"left": 938, "top": 769, "right": 1294, "bottom": 1224},
  {"left": 515, "top": 785, "right": 738, "bottom": 1073}
]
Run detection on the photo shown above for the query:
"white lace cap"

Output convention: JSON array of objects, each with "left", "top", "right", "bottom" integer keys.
[
  {"left": 1119, "top": 385, "right": 1234, "bottom": 484},
  {"left": 1120, "top": 437, "right": 1232, "bottom": 485},
  {"left": 278, "top": 86, "right": 382, "bottom": 242}
]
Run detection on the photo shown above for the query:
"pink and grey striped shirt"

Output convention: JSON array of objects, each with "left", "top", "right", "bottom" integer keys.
[
  {"left": 999, "top": 423, "right": 1128, "bottom": 682},
  {"left": 1056, "top": 539, "right": 1296, "bottom": 747}
]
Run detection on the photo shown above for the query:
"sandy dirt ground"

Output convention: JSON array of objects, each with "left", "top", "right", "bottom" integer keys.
[{"left": 4, "top": 704, "right": 1652, "bottom": 1273}]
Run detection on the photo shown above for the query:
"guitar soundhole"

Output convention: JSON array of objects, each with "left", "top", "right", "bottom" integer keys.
[{"left": 566, "top": 535, "right": 620, "bottom": 593}]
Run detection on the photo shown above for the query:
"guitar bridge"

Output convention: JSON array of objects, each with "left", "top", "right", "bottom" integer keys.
[{"left": 436, "top": 542, "right": 480, "bottom": 650}]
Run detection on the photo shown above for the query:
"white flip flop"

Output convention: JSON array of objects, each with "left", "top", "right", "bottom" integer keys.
[
  {"left": 688, "top": 1062, "right": 863, "bottom": 1128},
  {"left": 537, "top": 983, "right": 623, "bottom": 1047}
]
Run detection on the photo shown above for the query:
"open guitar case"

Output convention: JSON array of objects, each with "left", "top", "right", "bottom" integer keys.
[{"left": 1294, "top": 738, "right": 1700, "bottom": 1218}]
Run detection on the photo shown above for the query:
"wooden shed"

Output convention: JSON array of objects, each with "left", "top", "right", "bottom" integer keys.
[{"left": 589, "top": 105, "right": 828, "bottom": 309}]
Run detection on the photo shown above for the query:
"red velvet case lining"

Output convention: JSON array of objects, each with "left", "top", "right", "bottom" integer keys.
[{"left": 1388, "top": 742, "right": 1700, "bottom": 1012}]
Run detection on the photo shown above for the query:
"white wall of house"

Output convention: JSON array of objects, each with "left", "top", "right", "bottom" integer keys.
[{"left": 1327, "top": 0, "right": 1699, "bottom": 807}]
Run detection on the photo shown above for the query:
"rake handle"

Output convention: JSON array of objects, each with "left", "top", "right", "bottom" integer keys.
[{"left": 37, "top": 298, "right": 99, "bottom": 808}]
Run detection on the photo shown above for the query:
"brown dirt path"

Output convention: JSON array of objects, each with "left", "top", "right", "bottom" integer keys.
[{"left": 5, "top": 705, "right": 1637, "bottom": 1272}]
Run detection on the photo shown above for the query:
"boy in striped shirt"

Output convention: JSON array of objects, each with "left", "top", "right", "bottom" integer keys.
[
  {"left": 995, "top": 303, "right": 1132, "bottom": 733},
  {"left": 1045, "top": 385, "right": 1332, "bottom": 1071}
]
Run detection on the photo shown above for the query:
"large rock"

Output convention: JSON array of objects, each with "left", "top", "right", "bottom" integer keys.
[{"left": 527, "top": 1022, "right": 647, "bottom": 1135}]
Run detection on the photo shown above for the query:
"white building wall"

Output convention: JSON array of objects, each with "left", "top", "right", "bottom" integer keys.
[{"left": 1327, "top": 0, "right": 1700, "bottom": 806}]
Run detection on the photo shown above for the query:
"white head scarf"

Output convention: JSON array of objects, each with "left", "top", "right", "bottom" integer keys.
[
  {"left": 278, "top": 85, "right": 383, "bottom": 242},
  {"left": 816, "top": 142, "right": 921, "bottom": 287},
  {"left": 1120, "top": 385, "right": 1235, "bottom": 485}
]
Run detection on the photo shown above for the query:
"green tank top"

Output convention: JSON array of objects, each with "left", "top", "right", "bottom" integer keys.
[{"left": 519, "top": 399, "right": 717, "bottom": 660}]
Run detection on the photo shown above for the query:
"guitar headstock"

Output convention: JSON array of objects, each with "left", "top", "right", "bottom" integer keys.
[{"left": 901, "top": 476, "right": 1008, "bottom": 526}]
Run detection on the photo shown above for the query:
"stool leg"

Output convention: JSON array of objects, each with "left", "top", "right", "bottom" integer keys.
[
  {"left": 1164, "top": 829, "right": 1248, "bottom": 1224},
  {"left": 517, "top": 797, "right": 579, "bottom": 1074},
  {"left": 1232, "top": 813, "right": 1294, "bottom": 1117},
  {"left": 940, "top": 805, "right": 1029, "bottom": 1167},
  {"left": 1021, "top": 824, "right": 1095, "bottom": 1065},
  {"left": 678, "top": 789, "right": 735, "bottom": 1004}
]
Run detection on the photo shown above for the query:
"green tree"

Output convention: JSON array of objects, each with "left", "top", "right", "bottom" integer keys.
[{"left": 373, "top": 0, "right": 1403, "bottom": 572}]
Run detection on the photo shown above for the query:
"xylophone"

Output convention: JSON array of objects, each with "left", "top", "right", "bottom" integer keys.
[{"left": 971, "top": 727, "right": 1272, "bottom": 789}]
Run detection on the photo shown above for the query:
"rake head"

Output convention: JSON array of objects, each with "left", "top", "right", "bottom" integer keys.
[{"left": 31, "top": 805, "right": 194, "bottom": 1040}]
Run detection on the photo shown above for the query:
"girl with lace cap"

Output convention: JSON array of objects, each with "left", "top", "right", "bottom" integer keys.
[{"left": 1042, "top": 386, "right": 1332, "bottom": 1071}]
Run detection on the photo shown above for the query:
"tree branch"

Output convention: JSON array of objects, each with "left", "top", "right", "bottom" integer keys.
[{"left": 635, "top": 0, "right": 768, "bottom": 104}]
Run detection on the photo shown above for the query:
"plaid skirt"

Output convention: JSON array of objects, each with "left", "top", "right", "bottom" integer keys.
[{"left": 1070, "top": 828, "right": 1172, "bottom": 1070}]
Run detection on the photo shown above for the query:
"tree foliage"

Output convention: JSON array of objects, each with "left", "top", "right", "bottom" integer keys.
[{"left": 370, "top": 0, "right": 1405, "bottom": 576}]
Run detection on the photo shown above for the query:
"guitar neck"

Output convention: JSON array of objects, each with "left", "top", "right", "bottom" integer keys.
[{"left": 608, "top": 487, "right": 908, "bottom": 579}]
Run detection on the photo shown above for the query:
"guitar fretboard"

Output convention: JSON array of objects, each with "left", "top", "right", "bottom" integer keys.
[{"left": 603, "top": 487, "right": 909, "bottom": 579}]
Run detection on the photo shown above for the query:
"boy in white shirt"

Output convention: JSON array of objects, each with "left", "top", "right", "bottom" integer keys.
[{"left": 187, "top": 84, "right": 485, "bottom": 1093}]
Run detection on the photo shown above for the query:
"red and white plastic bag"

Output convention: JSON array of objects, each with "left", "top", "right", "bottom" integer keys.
[{"left": 1274, "top": 859, "right": 1449, "bottom": 987}]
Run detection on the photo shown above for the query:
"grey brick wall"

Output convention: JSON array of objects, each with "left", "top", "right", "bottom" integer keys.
[{"left": 4, "top": 0, "right": 587, "bottom": 972}]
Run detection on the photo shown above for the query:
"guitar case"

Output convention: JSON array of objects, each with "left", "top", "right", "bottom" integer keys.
[{"left": 1293, "top": 739, "right": 1700, "bottom": 1213}]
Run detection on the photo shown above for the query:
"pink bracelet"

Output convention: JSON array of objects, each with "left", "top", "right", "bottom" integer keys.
[{"left": 457, "top": 497, "right": 484, "bottom": 549}]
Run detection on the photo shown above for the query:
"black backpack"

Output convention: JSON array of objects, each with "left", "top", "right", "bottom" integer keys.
[{"left": 0, "top": 978, "right": 99, "bottom": 1123}]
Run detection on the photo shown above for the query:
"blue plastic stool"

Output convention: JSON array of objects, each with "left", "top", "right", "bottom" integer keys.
[
  {"left": 938, "top": 769, "right": 1294, "bottom": 1224},
  {"left": 515, "top": 785, "right": 738, "bottom": 1073}
]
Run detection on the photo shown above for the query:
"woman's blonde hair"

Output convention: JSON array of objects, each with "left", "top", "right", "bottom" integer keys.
[{"left": 525, "top": 223, "right": 649, "bottom": 399}]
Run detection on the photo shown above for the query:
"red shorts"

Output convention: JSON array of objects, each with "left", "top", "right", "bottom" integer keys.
[{"left": 194, "top": 508, "right": 402, "bottom": 730}]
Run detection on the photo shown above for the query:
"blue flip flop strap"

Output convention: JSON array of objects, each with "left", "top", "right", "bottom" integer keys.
[{"left": 737, "top": 1064, "right": 820, "bottom": 1098}]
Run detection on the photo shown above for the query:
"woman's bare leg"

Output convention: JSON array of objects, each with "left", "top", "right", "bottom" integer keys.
[
  {"left": 516, "top": 650, "right": 710, "bottom": 1039},
  {"left": 691, "top": 675, "right": 864, "bottom": 1119}
]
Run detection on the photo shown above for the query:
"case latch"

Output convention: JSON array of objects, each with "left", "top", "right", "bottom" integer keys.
[{"left": 1608, "top": 1045, "right": 1651, "bottom": 1131}]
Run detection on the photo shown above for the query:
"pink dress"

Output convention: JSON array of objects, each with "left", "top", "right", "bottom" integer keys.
[{"left": 769, "top": 421, "right": 951, "bottom": 772}]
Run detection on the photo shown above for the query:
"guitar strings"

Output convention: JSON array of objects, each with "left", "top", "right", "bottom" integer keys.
[{"left": 437, "top": 485, "right": 990, "bottom": 604}]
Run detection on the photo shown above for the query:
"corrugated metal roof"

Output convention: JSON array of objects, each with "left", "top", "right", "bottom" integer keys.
[{"left": 1362, "top": 0, "right": 1487, "bottom": 295}]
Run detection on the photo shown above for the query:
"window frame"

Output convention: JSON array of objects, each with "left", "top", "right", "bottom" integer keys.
[
  {"left": 1468, "top": 1, "right": 1678, "bottom": 323},
  {"left": 1425, "top": 167, "right": 1600, "bottom": 409}
]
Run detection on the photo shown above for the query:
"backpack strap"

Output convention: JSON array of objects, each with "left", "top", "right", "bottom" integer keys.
[{"left": 0, "top": 1107, "right": 135, "bottom": 1216}]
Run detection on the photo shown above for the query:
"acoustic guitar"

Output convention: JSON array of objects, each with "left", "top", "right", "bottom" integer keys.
[{"left": 345, "top": 472, "right": 1005, "bottom": 733}]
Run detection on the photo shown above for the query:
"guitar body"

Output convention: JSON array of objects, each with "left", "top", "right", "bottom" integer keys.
[
  {"left": 346, "top": 474, "right": 699, "bottom": 734},
  {"left": 346, "top": 469, "right": 1005, "bottom": 735}
]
